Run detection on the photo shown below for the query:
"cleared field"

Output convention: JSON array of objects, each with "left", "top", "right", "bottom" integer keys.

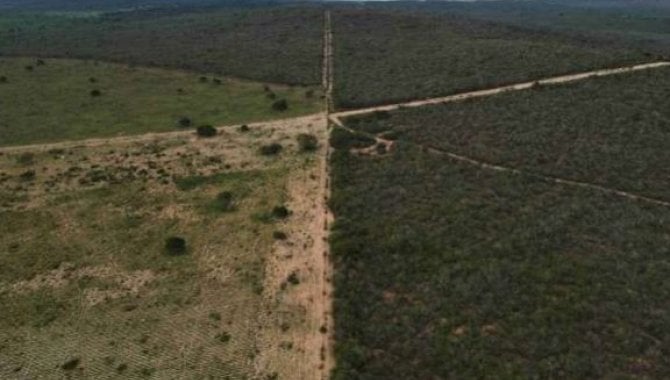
[
  {"left": 332, "top": 9, "right": 650, "bottom": 109},
  {"left": 0, "top": 57, "right": 322, "bottom": 146},
  {"left": 0, "top": 6, "right": 323, "bottom": 85},
  {"left": 344, "top": 67, "right": 670, "bottom": 201},
  {"left": 329, "top": 137, "right": 670, "bottom": 379},
  {"left": 0, "top": 115, "right": 327, "bottom": 379}
]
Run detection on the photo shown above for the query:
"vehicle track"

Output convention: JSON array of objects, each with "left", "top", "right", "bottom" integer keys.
[{"left": 332, "top": 61, "right": 670, "bottom": 119}]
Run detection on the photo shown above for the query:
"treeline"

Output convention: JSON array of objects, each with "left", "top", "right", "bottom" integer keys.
[{"left": 0, "top": 6, "right": 323, "bottom": 85}]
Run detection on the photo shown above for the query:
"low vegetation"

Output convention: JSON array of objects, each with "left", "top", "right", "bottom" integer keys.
[
  {"left": 0, "top": 57, "right": 322, "bottom": 146},
  {"left": 0, "top": 6, "right": 324, "bottom": 85},
  {"left": 329, "top": 137, "right": 670, "bottom": 379},
  {"left": 332, "top": 9, "right": 649, "bottom": 109},
  {"left": 0, "top": 118, "right": 320, "bottom": 378},
  {"left": 347, "top": 67, "right": 670, "bottom": 200}
]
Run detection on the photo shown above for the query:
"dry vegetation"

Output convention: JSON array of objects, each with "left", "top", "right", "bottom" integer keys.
[{"left": 0, "top": 115, "right": 329, "bottom": 379}]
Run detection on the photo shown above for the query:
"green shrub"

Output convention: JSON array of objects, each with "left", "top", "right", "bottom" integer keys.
[
  {"left": 213, "top": 191, "right": 235, "bottom": 212},
  {"left": 196, "top": 125, "right": 217, "bottom": 137},
  {"left": 178, "top": 117, "right": 192, "bottom": 128},
  {"left": 273, "top": 231, "right": 288, "bottom": 240},
  {"left": 260, "top": 143, "right": 283, "bottom": 156},
  {"left": 215, "top": 331, "right": 231, "bottom": 343},
  {"left": 239, "top": 124, "right": 250, "bottom": 132},
  {"left": 297, "top": 133, "right": 319, "bottom": 152},
  {"left": 25, "top": 65, "right": 33, "bottom": 71},
  {"left": 272, "top": 205, "right": 290, "bottom": 219},
  {"left": 272, "top": 99, "right": 288, "bottom": 111},
  {"left": 164, "top": 236, "right": 187, "bottom": 256},
  {"left": 0, "top": 76, "right": 7, "bottom": 83},
  {"left": 199, "top": 76, "right": 208, "bottom": 83},
  {"left": 89, "top": 77, "right": 96, "bottom": 83},
  {"left": 287, "top": 271, "right": 300, "bottom": 285},
  {"left": 90, "top": 89, "right": 102, "bottom": 97},
  {"left": 329, "top": 127, "right": 375, "bottom": 150}
]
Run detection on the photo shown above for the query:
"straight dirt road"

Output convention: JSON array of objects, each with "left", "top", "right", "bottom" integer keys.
[{"left": 332, "top": 61, "right": 670, "bottom": 118}]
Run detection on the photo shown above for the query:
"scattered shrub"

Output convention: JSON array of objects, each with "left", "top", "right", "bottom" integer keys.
[
  {"left": 89, "top": 77, "right": 97, "bottom": 83},
  {"left": 199, "top": 76, "right": 208, "bottom": 83},
  {"left": 16, "top": 152, "right": 34, "bottom": 165},
  {"left": 297, "top": 133, "right": 318, "bottom": 152},
  {"left": 287, "top": 271, "right": 300, "bottom": 285},
  {"left": 25, "top": 65, "right": 33, "bottom": 71},
  {"left": 272, "top": 99, "right": 288, "bottom": 111},
  {"left": 239, "top": 124, "right": 250, "bottom": 132},
  {"left": 272, "top": 205, "right": 290, "bottom": 219},
  {"left": 36, "top": 59, "right": 45, "bottom": 66},
  {"left": 213, "top": 78, "right": 222, "bottom": 85},
  {"left": 273, "top": 231, "right": 288, "bottom": 240},
  {"left": 0, "top": 76, "right": 7, "bottom": 83},
  {"left": 266, "top": 92, "right": 277, "bottom": 100},
  {"left": 196, "top": 125, "right": 217, "bottom": 137},
  {"left": 164, "top": 236, "right": 187, "bottom": 256},
  {"left": 213, "top": 191, "right": 235, "bottom": 212},
  {"left": 260, "top": 143, "right": 283, "bottom": 156},
  {"left": 209, "top": 311, "right": 222, "bottom": 321},
  {"left": 90, "top": 89, "right": 102, "bottom": 97},
  {"left": 178, "top": 117, "right": 192, "bottom": 128},
  {"left": 19, "top": 170, "right": 36, "bottom": 181},
  {"left": 215, "top": 331, "right": 231, "bottom": 343},
  {"left": 61, "top": 357, "right": 80, "bottom": 371},
  {"left": 305, "top": 89, "right": 315, "bottom": 98}
]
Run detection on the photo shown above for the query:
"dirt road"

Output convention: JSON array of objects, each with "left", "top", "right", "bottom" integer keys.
[{"left": 332, "top": 61, "right": 670, "bottom": 118}]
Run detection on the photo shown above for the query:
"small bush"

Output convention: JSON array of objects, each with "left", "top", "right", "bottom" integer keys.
[
  {"left": 90, "top": 89, "right": 102, "bottom": 97},
  {"left": 260, "top": 143, "right": 283, "bottom": 156},
  {"left": 272, "top": 205, "right": 290, "bottom": 219},
  {"left": 19, "top": 170, "right": 36, "bottom": 181},
  {"left": 213, "top": 191, "right": 235, "bottom": 212},
  {"left": 61, "top": 357, "right": 80, "bottom": 371},
  {"left": 272, "top": 99, "right": 288, "bottom": 111},
  {"left": 36, "top": 59, "right": 46, "bottom": 66},
  {"left": 239, "top": 124, "right": 250, "bottom": 132},
  {"left": 196, "top": 125, "right": 217, "bottom": 137},
  {"left": 16, "top": 152, "right": 34, "bottom": 165},
  {"left": 273, "top": 231, "right": 288, "bottom": 240},
  {"left": 266, "top": 92, "right": 277, "bottom": 100},
  {"left": 25, "top": 65, "right": 33, "bottom": 71},
  {"left": 213, "top": 78, "right": 222, "bottom": 85},
  {"left": 215, "top": 331, "right": 231, "bottom": 343},
  {"left": 263, "top": 84, "right": 271, "bottom": 92},
  {"left": 305, "top": 89, "right": 315, "bottom": 98},
  {"left": 0, "top": 76, "right": 7, "bottom": 83},
  {"left": 164, "top": 236, "right": 187, "bottom": 256},
  {"left": 199, "top": 76, "right": 208, "bottom": 83},
  {"left": 287, "top": 271, "right": 300, "bottom": 285},
  {"left": 297, "top": 133, "right": 318, "bottom": 152},
  {"left": 178, "top": 117, "right": 192, "bottom": 128},
  {"left": 89, "top": 77, "right": 97, "bottom": 83}
]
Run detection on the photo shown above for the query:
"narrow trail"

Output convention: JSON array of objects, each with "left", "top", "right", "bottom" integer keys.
[
  {"left": 319, "top": 10, "right": 335, "bottom": 379},
  {"left": 332, "top": 61, "right": 670, "bottom": 118},
  {"left": 331, "top": 119, "right": 670, "bottom": 209},
  {"left": 0, "top": 114, "right": 323, "bottom": 154}
]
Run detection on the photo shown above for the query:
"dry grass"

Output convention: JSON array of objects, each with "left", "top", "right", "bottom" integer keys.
[{"left": 0, "top": 114, "right": 327, "bottom": 379}]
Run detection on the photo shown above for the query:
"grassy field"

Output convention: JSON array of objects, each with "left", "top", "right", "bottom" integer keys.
[
  {"left": 329, "top": 135, "right": 670, "bottom": 379},
  {"left": 0, "top": 116, "right": 324, "bottom": 379},
  {"left": 331, "top": 9, "right": 650, "bottom": 109},
  {"left": 0, "top": 57, "right": 322, "bottom": 146},
  {"left": 345, "top": 67, "right": 670, "bottom": 201},
  {"left": 0, "top": 6, "right": 324, "bottom": 85}
]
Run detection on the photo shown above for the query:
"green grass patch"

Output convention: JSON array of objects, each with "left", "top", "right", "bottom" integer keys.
[{"left": 0, "top": 57, "right": 322, "bottom": 146}]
